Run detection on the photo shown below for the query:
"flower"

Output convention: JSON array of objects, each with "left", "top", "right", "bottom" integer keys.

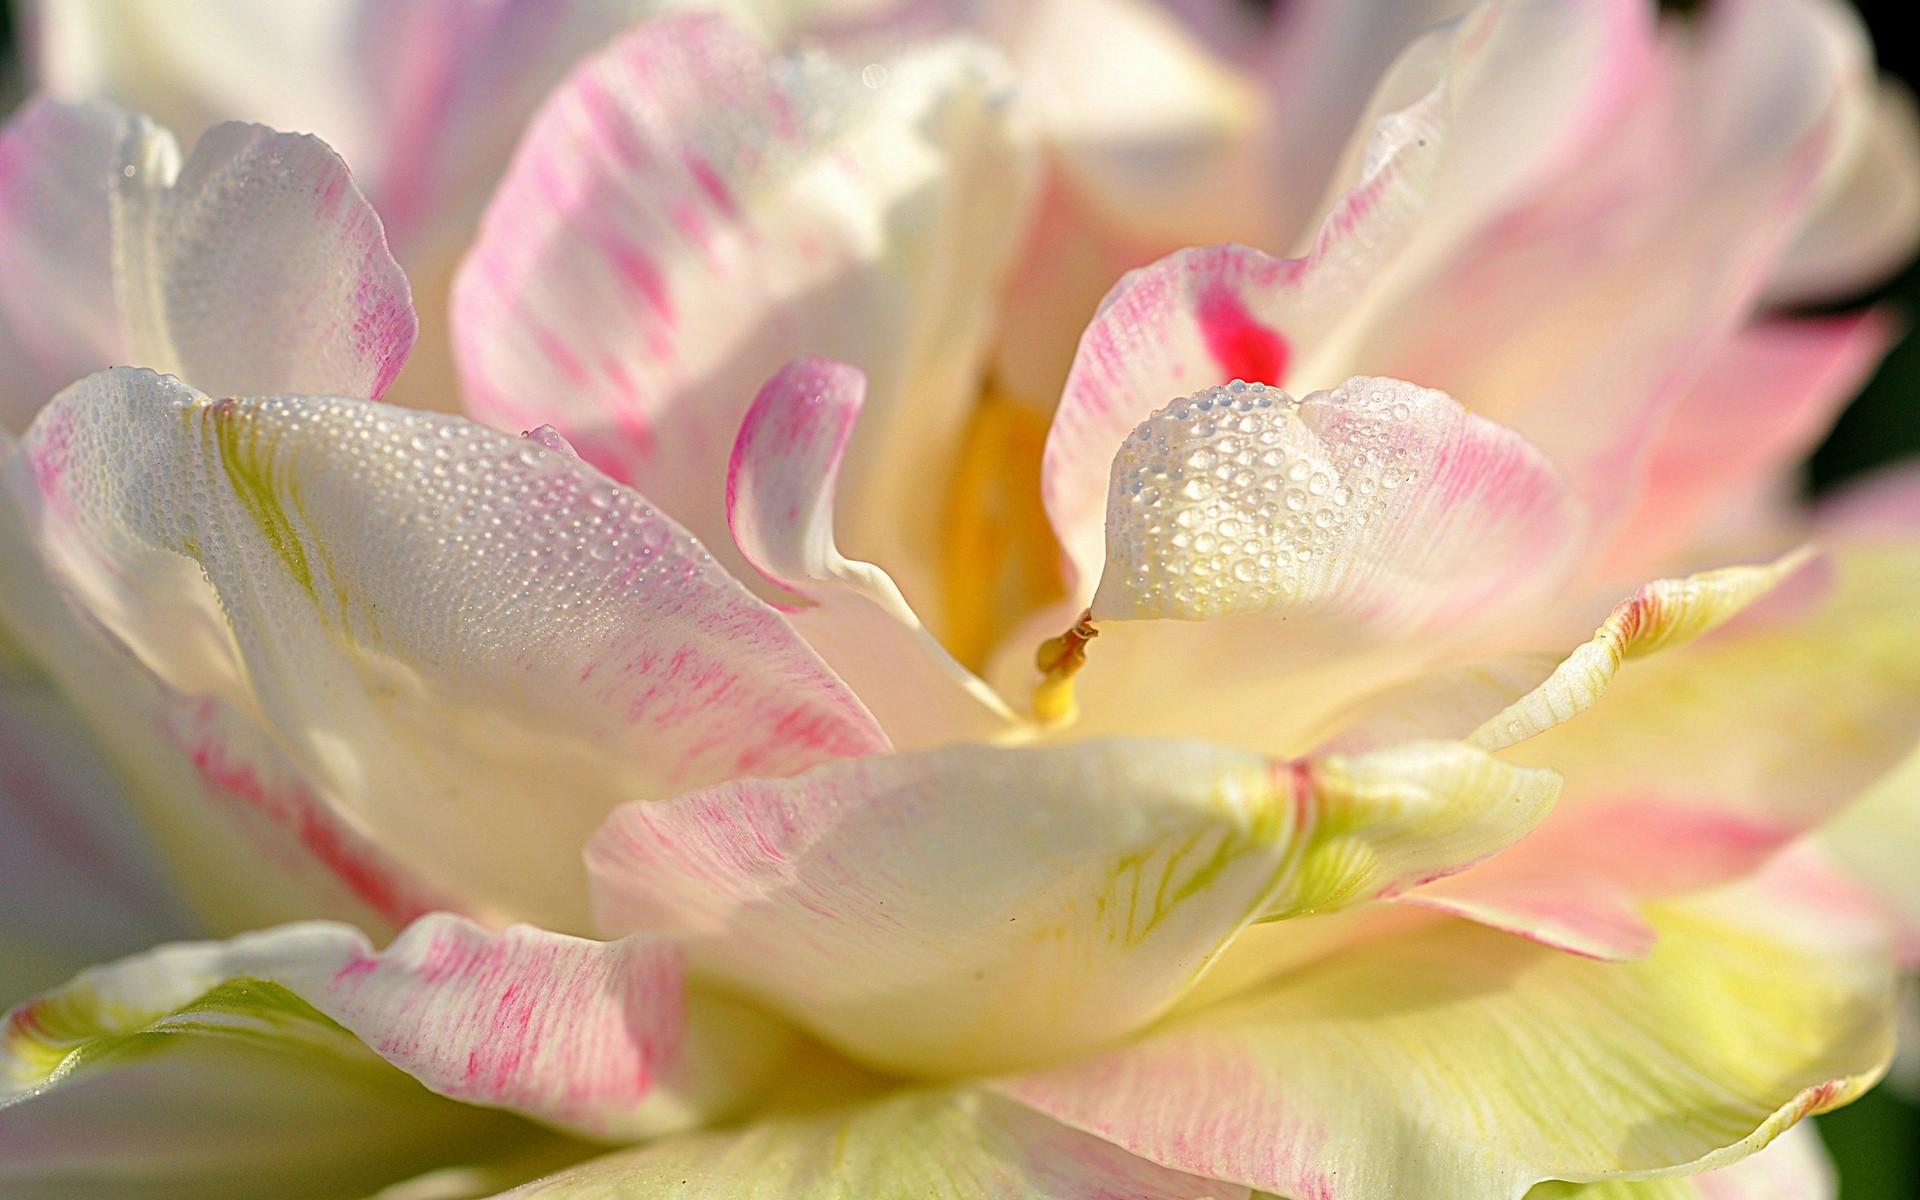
[{"left": 2, "top": 0, "right": 1919, "bottom": 1197}]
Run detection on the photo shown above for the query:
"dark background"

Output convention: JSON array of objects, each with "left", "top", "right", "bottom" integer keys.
[{"left": 0, "top": 1, "right": 1915, "bottom": 1193}]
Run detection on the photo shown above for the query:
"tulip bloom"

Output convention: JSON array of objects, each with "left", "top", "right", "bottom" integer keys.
[{"left": 2, "top": 1, "right": 1919, "bottom": 1198}]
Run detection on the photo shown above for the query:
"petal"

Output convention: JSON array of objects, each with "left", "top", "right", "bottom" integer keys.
[
  {"left": 0, "top": 653, "right": 199, "bottom": 1005},
  {"left": 588, "top": 735, "right": 1556, "bottom": 1076},
  {"left": 1494, "top": 544, "right": 1920, "bottom": 828},
  {"left": 0, "top": 98, "right": 415, "bottom": 431},
  {"left": 453, "top": 12, "right": 1035, "bottom": 612},
  {"left": 0, "top": 924, "right": 575, "bottom": 1199},
  {"left": 1403, "top": 799, "right": 1798, "bottom": 961},
  {"left": 1361, "top": 0, "right": 1865, "bottom": 541},
  {"left": 1320, "top": 546, "right": 1916, "bottom": 961},
  {"left": 1469, "top": 551, "right": 1815, "bottom": 753},
  {"left": 1596, "top": 313, "right": 1893, "bottom": 575},
  {"left": 496, "top": 1088, "right": 1247, "bottom": 1199},
  {"left": 1002, "top": 862, "right": 1894, "bottom": 1198},
  {"left": 726, "top": 357, "right": 1021, "bottom": 748},
  {"left": 1041, "top": 0, "right": 1633, "bottom": 596},
  {"left": 1089, "top": 376, "right": 1579, "bottom": 628},
  {"left": 1767, "top": 78, "right": 1920, "bottom": 304},
  {"left": 1825, "top": 747, "right": 1920, "bottom": 944},
  {"left": 0, "top": 471, "right": 449, "bottom": 938},
  {"left": 7, "top": 368, "right": 886, "bottom": 931},
  {"left": 1524, "top": 1119, "right": 1834, "bottom": 1199}
]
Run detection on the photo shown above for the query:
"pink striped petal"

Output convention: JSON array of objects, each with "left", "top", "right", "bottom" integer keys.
[
  {"left": 6, "top": 368, "right": 886, "bottom": 932},
  {"left": 0, "top": 914, "right": 777, "bottom": 1193},
  {"left": 453, "top": 11, "right": 1034, "bottom": 607},
  {"left": 727, "top": 357, "right": 1021, "bottom": 748},
  {"left": 0, "top": 98, "right": 414, "bottom": 432},
  {"left": 1405, "top": 800, "right": 1798, "bottom": 961}
]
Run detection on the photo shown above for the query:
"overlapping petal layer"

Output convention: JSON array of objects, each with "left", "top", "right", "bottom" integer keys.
[
  {"left": 6, "top": 368, "right": 885, "bottom": 931},
  {"left": 590, "top": 735, "right": 1555, "bottom": 1075},
  {"left": 1041, "top": 0, "right": 1628, "bottom": 595},
  {"left": 0, "top": 922, "right": 566, "bottom": 1200},
  {"left": 454, "top": 12, "right": 1035, "bottom": 612}
]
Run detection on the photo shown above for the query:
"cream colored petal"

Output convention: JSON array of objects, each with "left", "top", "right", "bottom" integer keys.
[
  {"left": 494, "top": 1088, "right": 1247, "bottom": 1199},
  {"left": 590, "top": 735, "right": 1554, "bottom": 1076}
]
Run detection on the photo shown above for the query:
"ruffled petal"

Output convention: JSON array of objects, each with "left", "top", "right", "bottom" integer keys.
[
  {"left": 6, "top": 368, "right": 885, "bottom": 931},
  {"left": 494, "top": 1088, "right": 1246, "bottom": 1199},
  {"left": 727, "top": 357, "right": 1021, "bottom": 747},
  {"left": 1470, "top": 552, "right": 1815, "bottom": 752},
  {"left": 589, "top": 735, "right": 1555, "bottom": 1076},
  {"left": 453, "top": 11, "right": 1035, "bottom": 612},
  {"left": 0, "top": 99, "right": 414, "bottom": 431},
  {"left": 1002, "top": 860, "right": 1893, "bottom": 1199}
]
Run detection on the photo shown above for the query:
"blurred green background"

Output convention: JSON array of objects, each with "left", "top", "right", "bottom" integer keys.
[{"left": 0, "top": 0, "right": 1916, "bottom": 1194}]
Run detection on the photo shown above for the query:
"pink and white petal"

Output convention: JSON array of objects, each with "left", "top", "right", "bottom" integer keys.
[
  {"left": 1001, "top": 866, "right": 1893, "bottom": 1199},
  {"left": 7, "top": 368, "right": 886, "bottom": 932},
  {"left": 1525, "top": 1120, "right": 1835, "bottom": 1199},
  {"left": 497, "top": 1087, "right": 1248, "bottom": 1199},
  {"left": 589, "top": 735, "right": 1556, "bottom": 1076},
  {"left": 25, "top": 0, "right": 648, "bottom": 249},
  {"left": 454, "top": 12, "right": 1035, "bottom": 614},
  {"left": 1088, "top": 376, "right": 1580, "bottom": 629},
  {"left": 0, "top": 97, "right": 415, "bottom": 429},
  {"left": 1040, "top": 0, "right": 1633, "bottom": 594},
  {"left": 1768, "top": 78, "right": 1920, "bottom": 305},
  {"left": 727, "top": 357, "right": 1021, "bottom": 747},
  {"left": 1404, "top": 799, "right": 1799, "bottom": 962},
  {"left": 1362, "top": 0, "right": 1863, "bottom": 544},
  {"left": 0, "top": 926, "right": 576, "bottom": 1200},
  {"left": 1597, "top": 313, "right": 1893, "bottom": 575}
]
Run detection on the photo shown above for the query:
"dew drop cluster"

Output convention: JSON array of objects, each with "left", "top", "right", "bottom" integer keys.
[{"left": 1101, "top": 379, "right": 1427, "bottom": 621}]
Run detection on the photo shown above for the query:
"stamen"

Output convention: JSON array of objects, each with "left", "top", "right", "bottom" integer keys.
[{"left": 1032, "top": 609, "right": 1098, "bottom": 725}]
